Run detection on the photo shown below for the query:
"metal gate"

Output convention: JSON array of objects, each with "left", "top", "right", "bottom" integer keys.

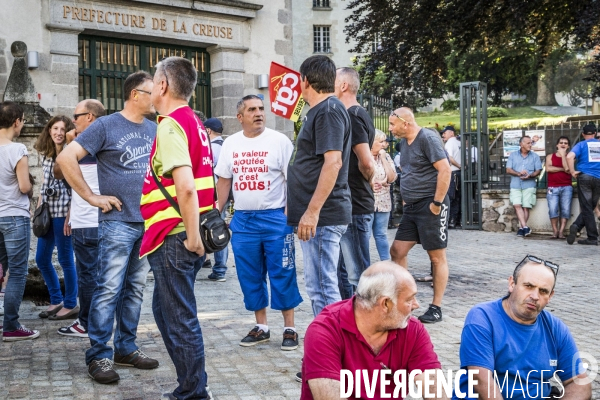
[
  {"left": 357, "top": 94, "right": 394, "bottom": 135},
  {"left": 78, "top": 35, "right": 211, "bottom": 116},
  {"left": 459, "top": 82, "right": 489, "bottom": 229}
]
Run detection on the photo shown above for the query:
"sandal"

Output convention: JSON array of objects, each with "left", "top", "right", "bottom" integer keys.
[{"left": 416, "top": 275, "right": 433, "bottom": 282}]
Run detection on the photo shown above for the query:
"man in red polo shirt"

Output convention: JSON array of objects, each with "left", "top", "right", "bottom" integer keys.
[{"left": 301, "top": 261, "right": 448, "bottom": 400}]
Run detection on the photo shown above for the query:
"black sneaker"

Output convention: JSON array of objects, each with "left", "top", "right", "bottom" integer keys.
[
  {"left": 567, "top": 224, "right": 578, "bottom": 245},
  {"left": 207, "top": 272, "right": 226, "bottom": 282},
  {"left": 577, "top": 238, "right": 598, "bottom": 245},
  {"left": 88, "top": 358, "right": 120, "bottom": 384},
  {"left": 295, "top": 371, "right": 302, "bottom": 382},
  {"left": 418, "top": 304, "right": 442, "bottom": 323},
  {"left": 240, "top": 326, "right": 270, "bottom": 347},
  {"left": 281, "top": 329, "right": 298, "bottom": 351},
  {"left": 202, "top": 259, "right": 212, "bottom": 269}
]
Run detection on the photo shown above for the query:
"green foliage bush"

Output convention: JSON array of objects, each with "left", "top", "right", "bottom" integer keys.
[
  {"left": 441, "top": 99, "right": 460, "bottom": 111},
  {"left": 487, "top": 107, "right": 509, "bottom": 118}
]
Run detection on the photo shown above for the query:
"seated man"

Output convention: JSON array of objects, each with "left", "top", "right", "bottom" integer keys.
[
  {"left": 301, "top": 261, "right": 448, "bottom": 400},
  {"left": 454, "top": 255, "right": 591, "bottom": 400}
]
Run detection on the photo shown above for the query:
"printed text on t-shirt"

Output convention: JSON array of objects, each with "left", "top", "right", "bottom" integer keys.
[{"left": 233, "top": 151, "right": 271, "bottom": 191}]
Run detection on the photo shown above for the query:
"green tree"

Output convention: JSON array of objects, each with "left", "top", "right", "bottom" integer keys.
[{"left": 345, "top": 0, "right": 600, "bottom": 106}]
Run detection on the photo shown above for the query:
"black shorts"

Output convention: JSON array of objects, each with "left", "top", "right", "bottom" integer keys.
[{"left": 394, "top": 196, "right": 449, "bottom": 251}]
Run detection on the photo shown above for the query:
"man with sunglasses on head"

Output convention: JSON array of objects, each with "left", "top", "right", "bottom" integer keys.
[
  {"left": 453, "top": 256, "right": 591, "bottom": 399},
  {"left": 53, "top": 99, "right": 105, "bottom": 339},
  {"left": 388, "top": 108, "right": 451, "bottom": 324},
  {"left": 57, "top": 71, "right": 159, "bottom": 384}
]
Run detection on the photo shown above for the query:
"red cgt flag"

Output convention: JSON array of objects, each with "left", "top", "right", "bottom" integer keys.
[{"left": 269, "top": 62, "right": 306, "bottom": 122}]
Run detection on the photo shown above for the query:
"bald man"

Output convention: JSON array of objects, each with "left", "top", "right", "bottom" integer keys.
[
  {"left": 454, "top": 256, "right": 591, "bottom": 399},
  {"left": 54, "top": 99, "right": 106, "bottom": 338},
  {"left": 301, "top": 261, "right": 447, "bottom": 400},
  {"left": 388, "top": 108, "right": 451, "bottom": 324}
]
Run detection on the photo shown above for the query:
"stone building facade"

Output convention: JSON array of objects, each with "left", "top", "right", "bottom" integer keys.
[
  {"left": 0, "top": 0, "right": 294, "bottom": 137},
  {"left": 291, "top": 0, "right": 357, "bottom": 71}
]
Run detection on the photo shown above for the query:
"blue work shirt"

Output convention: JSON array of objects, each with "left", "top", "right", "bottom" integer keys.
[
  {"left": 453, "top": 299, "right": 583, "bottom": 399},
  {"left": 571, "top": 138, "right": 600, "bottom": 179},
  {"left": 506, "top": 150, "right": 542, "bottom": 189}
]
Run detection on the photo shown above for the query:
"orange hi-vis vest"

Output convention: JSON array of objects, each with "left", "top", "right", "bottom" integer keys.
[{"left": 139, "top": 106, "right": 215, "bottom": 257}]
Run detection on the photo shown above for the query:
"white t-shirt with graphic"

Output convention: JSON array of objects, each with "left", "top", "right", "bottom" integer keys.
[{"left": 214, "top": 127, "right": 293, "bottom": 211}]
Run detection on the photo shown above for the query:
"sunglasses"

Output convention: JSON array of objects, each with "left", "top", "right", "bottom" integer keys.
[
  {"left": 73, "top": 112, "right": 90, "bottom": 120},
  {"left": 515, "top": 254, "right": 559, "bottom": 277},
  {"left": 134, "top": 88, "right": 152, "bottom": 95},
  {"left": 390, "top": 112, "right": 408, "bottom": 123}
]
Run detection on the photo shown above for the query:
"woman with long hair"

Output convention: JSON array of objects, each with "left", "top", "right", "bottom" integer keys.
[
  {"left": 545, "top": 136, "right": 573, "bottom": 239},
  {"left": 370, "top": 129, "right": 397, "bottom": 260},
  {"left": 34, "top": 115, "right": 79, "bottom": 320}
]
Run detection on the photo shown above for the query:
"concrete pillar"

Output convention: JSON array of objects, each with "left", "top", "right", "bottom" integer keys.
[
  {"left": 45, "top": 23, "right": 82, "bottom": 117},
  {"left": 207, "top": 44, "right": 248, "bottom": 136}
]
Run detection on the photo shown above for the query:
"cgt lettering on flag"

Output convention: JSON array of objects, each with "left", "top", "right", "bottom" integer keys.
[{"left": 269, "top": 62, "right": 306, "bottom": 122}]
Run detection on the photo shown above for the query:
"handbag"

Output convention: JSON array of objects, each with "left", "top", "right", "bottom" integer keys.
[
  {"left": 32, "top": 202, "right": 51, "bottom": 237},
  {"left": 150, "top": 168, "right": 230, "bottom": 254}
]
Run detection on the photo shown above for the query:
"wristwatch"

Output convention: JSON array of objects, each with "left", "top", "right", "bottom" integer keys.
[{"left": 432, "top": 200, "right": 442, "bottom": 207}]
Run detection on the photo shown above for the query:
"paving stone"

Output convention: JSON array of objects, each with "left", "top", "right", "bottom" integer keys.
[{"left": 1, "top": 229, "right": 599, "bottom": 398}]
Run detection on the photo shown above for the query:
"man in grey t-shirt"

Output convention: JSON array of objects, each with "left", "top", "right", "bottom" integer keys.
[
  {"left": 388, "top": 107, "right": 451, "bottom": 324},
  {"left": 57, "top": 72, "right": 159, "bottom": 384}
]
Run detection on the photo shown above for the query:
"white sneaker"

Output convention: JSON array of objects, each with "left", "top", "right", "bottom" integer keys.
[{"left": 57, "top": 319, "right": 88, "bottom": 338}]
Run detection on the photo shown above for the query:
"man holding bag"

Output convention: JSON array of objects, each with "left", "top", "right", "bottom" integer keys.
[{"left": 140, "top": 57, "right": 215, "bottom": 400}]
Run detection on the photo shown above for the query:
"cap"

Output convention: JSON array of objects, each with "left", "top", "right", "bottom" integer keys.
[
  {"left": 204, "top": 118, "right": 223, "bottom": 133},
  {"left": 582, "top": 123, "right": 597, "bottom": 135},
  {"left": 441, "top": 125, "right": 455, "bottom": 134}
]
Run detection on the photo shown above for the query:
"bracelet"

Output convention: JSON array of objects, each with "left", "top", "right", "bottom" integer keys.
[{"left": 432, "top": 200, "right": 442, "bottom": 207}]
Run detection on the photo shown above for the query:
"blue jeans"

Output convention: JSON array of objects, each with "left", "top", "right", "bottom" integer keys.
[
  {"left": 85, "top": 221, "right": 150, "bottom": 365},
  {"left": 547, "top": 186, "right": 573, "bottom": 219},
  {"left": 371, "top": 211, "right": 391, "bottom": 261},
  {"left": 35, "top": 217, "right": 77, "bottom": 308},
  {"left": 300, "top": 224, "right": 347, "bottom": 317},
  {"left": 339, "top": 214, "right": 373, "bottom": 286},
  {"left": 212, "top": 206, "right": 229, "bottom": 277},
  {"left": 72, "top": 227, "right": 99, "bottom": 330},
  {"left": 0, "top": 216, "right": 30, "bottom": 332},
  {"left": 148, "top": 232, "right": 209, "bottom": 400},
  {"left": 230, "top": 208, "right": 302, "bottom": 311}
]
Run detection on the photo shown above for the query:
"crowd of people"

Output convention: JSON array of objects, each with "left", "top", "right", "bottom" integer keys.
[{"left": 0, "top": 53, "right": 596, "bottom": 399}]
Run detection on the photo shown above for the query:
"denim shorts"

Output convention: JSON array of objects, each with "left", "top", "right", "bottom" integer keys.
[{"left": 547, "top": 186, "right": 573, "bottom": 219}]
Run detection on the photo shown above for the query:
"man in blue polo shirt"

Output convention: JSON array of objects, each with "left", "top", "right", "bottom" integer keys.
[
  {"left": 506, "top": 136, "right": 542, "bottom": 237},
  {"left": 566, "top": 123, "right": 600, "bottom": 245},
  {"left": 453, "top": 255, "right": 591, "bottom": 399}
]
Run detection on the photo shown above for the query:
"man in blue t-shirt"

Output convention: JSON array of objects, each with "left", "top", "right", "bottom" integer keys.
[
  {"left": 506, "top": 136, "right": 542, "bottom": 237},
  {"left": 453, "top": 256, "right": 591, "bottom": 399},
  {"left": 57, "top": 71, "right": 159, "bottom": 384},
  {"left": 566, "top": 123, "right": 600, "bottom": 245}
]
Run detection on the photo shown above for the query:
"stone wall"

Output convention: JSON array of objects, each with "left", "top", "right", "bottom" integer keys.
[{"left": 481, "top": 188, "right": 599, "bottom": 234}]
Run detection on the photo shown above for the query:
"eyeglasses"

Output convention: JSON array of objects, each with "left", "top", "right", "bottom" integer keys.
[
  {"left": 19, "top": 117, "right": 28, "bottom": 124},
  {"left": 73, "top": 112, "right": 90, "bottom": 120},
  {"left": 515, "top": 254, "right": 559, "bottom": 277},
  {"left": 134, "top": 88, "right": 152, "bottom": 95},
  {"left": 390, "top": 112, "right": 408, "bottom": 124}
]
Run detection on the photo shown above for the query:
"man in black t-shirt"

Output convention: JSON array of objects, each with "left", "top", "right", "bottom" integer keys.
[
  {"left": 287, "top": 55, "right": 352, "bottom": 318},
  {"left": 389, "top": 107, "right": 451, "bottom": 324},
  {"left": 334, "top": 67, "right": 376, "bottom": 296}
]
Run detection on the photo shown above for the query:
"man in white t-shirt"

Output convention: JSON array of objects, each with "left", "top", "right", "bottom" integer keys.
[
  {"left": 441, "top": 126, "right": 461, "bottom": 228},
  {"left": 215, "top": 95, "right": 302, "bottom": 351},
  {"left": 54, "top": 99, "right": 105, "bottom": 337}
]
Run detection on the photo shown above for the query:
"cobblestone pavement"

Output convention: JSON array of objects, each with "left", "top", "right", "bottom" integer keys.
[{"left": 1, "top": 229, "right": 598, "bottom": 399}]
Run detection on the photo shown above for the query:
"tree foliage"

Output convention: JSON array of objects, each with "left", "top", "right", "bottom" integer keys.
[{"left": 345, "top": 0, "right": 600, "bottom": 105}]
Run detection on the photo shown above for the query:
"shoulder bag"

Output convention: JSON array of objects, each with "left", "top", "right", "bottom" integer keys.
[
  {"left": 32, "top": 202, "right": 51, "bottom": 237},
  {"left": 150, "top": 168, "right": 230, "bottom": 254}
]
